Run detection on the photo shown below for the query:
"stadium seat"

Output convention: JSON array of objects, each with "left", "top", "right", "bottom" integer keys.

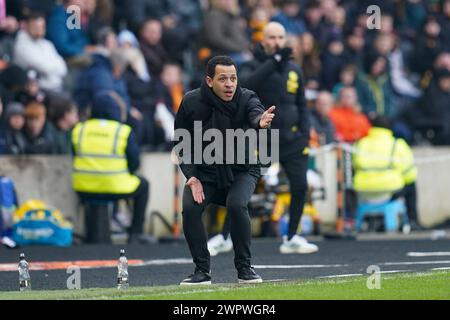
[{"left": 355, "top": 199, "right": 409, "bottom": 233}]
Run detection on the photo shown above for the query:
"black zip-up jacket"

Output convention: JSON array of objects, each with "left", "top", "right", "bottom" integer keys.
[
  {"left": 174, "top": 86, "right": 265, "bottom": 184},
  {"left": 239, "top": 45, "right": 310, "bottom": 159}
]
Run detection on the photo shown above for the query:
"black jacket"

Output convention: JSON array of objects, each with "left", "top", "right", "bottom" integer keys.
[
  {"left": 239, "top": 45, "right": 310, "bottom": 159},
  {"left": 174, "top": 86, "right": 265, "bottom": 184}
]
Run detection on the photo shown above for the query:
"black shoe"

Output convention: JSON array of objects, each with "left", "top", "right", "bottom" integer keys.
[
  {"left": 180, "top": 270, "right": 212, "bottom": 286},
  {"left": 238, "top": 267, "right": 263, "bottom": 284},
  {"left": 409, "top": 221, "right": 425, "bottom": 232},
  {"left": 128, "top": 234, "right": 158, "bottom": 245}
]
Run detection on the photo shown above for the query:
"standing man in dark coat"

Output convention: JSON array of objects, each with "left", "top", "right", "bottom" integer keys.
[
  {"left": 174, "top": 56, "right": 275, "bottom": 285},
  {"left": 240, "top": 22, "right": 318, "bottom": 254}
]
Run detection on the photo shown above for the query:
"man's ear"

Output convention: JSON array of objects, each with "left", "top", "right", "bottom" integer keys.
[{"left": 206, "top": 76, "right": 213, "bottom": 88}]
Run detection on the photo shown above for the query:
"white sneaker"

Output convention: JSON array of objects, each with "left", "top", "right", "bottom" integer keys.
[
  {"left": 208, "top": 234, "right": 233, "bottom": 257},
  {"left": 279, "top": 235, "right": 319, "bottom": 254}
]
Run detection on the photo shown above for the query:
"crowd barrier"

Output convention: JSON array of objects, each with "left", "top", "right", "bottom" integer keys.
[{"left": 0, "top": 146, "right": 449, "bottom": 238}]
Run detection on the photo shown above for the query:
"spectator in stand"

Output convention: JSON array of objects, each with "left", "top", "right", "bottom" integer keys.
[
  {"left": 202, "top": 0, "right": 252, "bottom": 66},
  {"left": 412, "top": 15, "right": 445, "bottom": 78},
  {"left": 355, "top": 52, "right": 395, "bottom": 119},
  {"left": 248, "top": 5, "right": 270, "bottom": 45},
  {"left": 13, "top": 12, "right": 68, "bottom": 93},
  {"left": 376, "top": 34, "right": 421, "bottom": 100},
  {"left": 332, "top": 64, "right": 357, "bottom": 98},
  {"left": 87, "top": 0, "right": 114, "bottom": 44},
  {"left": 0, "top": 0, "right": 19, "bottom": 65},
  {"left": 48, "top": 96, "right": 79, "bottom": 154},
  {"left": 0, "top": 102, "right": 26, "bottom": 155},
  {"left": 304, "top": 0, "right": 327, "bottom": 48},
  {"left": 365, "top": 12, "right": 395, "bottom": 49},
  {"left": 271, "top": 0, "right": 307, "bottom": 36},
  {"left": 329, "top": 86, "right": 371, "bottom": 143},
  {"left": 323, "top": 4, "right": 346, "bottom": 41},
  {"left": 413, "top": 68, "right": 450, "bottom": 145},
  {"left": 118, "top": 30, "right": 140, "bottom": 49},
  {"left": 309, "top": 91, "right": 336, "bottom": 145},
  {"left": 126, "top": 0, "right": 166, "bottom": 35},
  {"left": 0, "top": 64, "right": 28, "bottom": 107},
  {"left": 344, "top": 23, "right": 366, "bottom": 69},
  {"left": 160, "top": 63, "right": 185, "bottom": 113},
  {"left": 116, "top": 47, "right": 161, "bottom": 147},
  {"left": 23, "top": 101, "right": 57, "bottom": 155},
  {"left": 300, "top": 32, "right": 322, "bottom": 97},
  {"left": 46, "top": 0, "right": 91, "bottom": 60},
  {"left": 160, "top": 0, "right": 203, "bottom": 64},
  {"left": 320, "top": 34, "right": 349, "bottom": 91},
  {"left": 94, "top": 26, "right": 118, "bottom": 52},
  {"left": 437, "top": 0, "right": 450, "bottom": 51},
  {"left": 139, "top": 19, "right": 169, "bottom": 79}
]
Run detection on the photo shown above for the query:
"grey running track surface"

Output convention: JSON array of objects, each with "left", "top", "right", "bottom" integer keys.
[{"left": 1, "top": 236, "right": 450, "bottom": 292}]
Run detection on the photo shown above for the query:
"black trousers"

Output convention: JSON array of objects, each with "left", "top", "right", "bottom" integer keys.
[
  {"left": 220, "top": 151, "right": 309, "bottom": 240},
  {"left": 182, "top": 172, "right": 258, "bottom": 274},
  {"left": 280, "top": 151, "right": 309, "bottom": 239},
  {"left": 392, "top": 182, "right": 418, "bottom": 223},
  {"left": 79, "top": 176, "right": 150, "bottom": 235}
]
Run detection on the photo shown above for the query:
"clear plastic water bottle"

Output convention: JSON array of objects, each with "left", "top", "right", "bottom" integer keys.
[
  {"left": 18, "top": 253, "right": 31, "bottom": 292},
  {"left": 117, "top": 249, "right": 129, "bottom": 290}
]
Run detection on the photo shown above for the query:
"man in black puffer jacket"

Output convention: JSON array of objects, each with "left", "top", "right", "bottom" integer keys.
[
  {"left": 175, "top": 56, "right": 275, "bottom": 285},
  {"left": 239, "top": 22, "right": 318, "bottom": 254}
]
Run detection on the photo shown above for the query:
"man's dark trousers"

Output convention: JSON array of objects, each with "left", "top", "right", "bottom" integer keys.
[
  {"left": 182, "top": 172, "right": 258, "bottom": 274},
  {"left": 280, "top": 150, "right": 309, "bottom": 238}
]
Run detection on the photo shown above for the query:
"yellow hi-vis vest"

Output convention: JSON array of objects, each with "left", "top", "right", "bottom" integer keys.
[
  {"left": 71, "top": 119, "right": 140, "bottom": 194},
  {"left": 353, "top": 127, "right": 417, "bottom": 193}
]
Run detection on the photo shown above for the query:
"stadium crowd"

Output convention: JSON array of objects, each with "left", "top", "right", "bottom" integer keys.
[{"left": 0, "top": 0, "right": 449, "bottom": 154}]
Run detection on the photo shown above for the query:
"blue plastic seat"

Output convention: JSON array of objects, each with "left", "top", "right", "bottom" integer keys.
[{"left": 355, "top": 199, "right": 409, "bottom": 232}]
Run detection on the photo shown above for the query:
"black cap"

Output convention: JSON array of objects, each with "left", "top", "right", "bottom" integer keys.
[
  {"left": 0, "top": 65, "right": 28, "bottom": 89},
  {"left": 435, "top": 68, "right": 450, "bottom": 79}
]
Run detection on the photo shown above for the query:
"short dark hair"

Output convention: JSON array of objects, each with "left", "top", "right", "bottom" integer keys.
[
  {"left": 369, "top": 115, "right": 392, "bottom": 130},
  {"left": 26, "top": 11, "right": 46, "bottom": 22},
  {"left": 48, "top": 96, "right": 77, "bottom": 123},
  {"left": 206, "top": 56, "right": 237, "bottom": 78}
]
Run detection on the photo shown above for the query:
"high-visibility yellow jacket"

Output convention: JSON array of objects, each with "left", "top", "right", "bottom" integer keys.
[
  {"left": 71, "top": 119, "right": 140, "bottom": 194},
  {"left": 353, "top": 127, "right": 417, "bottom": 193}
]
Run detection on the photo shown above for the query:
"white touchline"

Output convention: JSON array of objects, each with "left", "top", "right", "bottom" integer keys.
[
  {"left": 254, "top": 264, "right": 349, "bottom": 269},
  {"left": 264, "top": 279, "right": 288, "bottom": 283},
  {"left": 432, "top": 267, "right": 450, "bottom": 271},
  {"left": 378, "top": 270, "right": 412, "bottom": 274},
  {"left": 318, "top": 274, "right": 363, "bottom": 279},
  {"left": 407, "top": 252, "right": 450, "bottom": 257},
  {"left": 139, "top": 258, "right": 193, "bottom": 266},
  {"left": 380, "top": 260, "right": 450, "bottom": 266}
]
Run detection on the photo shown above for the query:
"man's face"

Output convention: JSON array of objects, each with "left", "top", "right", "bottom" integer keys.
[
  {"left": 339, "top": 88, "right": 358, "bottom": 107},
  {"left": 28, "top": 18, "right": 46, "bottom": 40},
  {"left": 9, "top": 114, "right": 25, "bottom": 131},
  {"left": 315, "top": 93, "right": 333, "bottom": 116},
  {"left": 262, "top": 24, "right": 286, "bottom": 55},
  {"left": 141, "top": 21, "right": 162, "bottom": 46},
  {"left": 26, "top": 116, "right": 46, "bottom": 137},
  {"left": 439, "top": 77, "right": 450, "bottom": 92},
  {"left": 63, "top": 109, "right": 80, "bottom": 129},
  {"left": 371, "top": 58, "right": 386, "bottom": 77},
  {"left": 206, "top": 64, "right": 238, "bottom": 102}
]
